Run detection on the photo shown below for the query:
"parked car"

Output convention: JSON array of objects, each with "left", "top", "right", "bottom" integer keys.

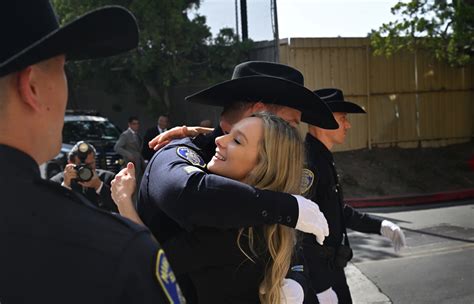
[{"left": 43, "top": 110, "right": 124, "bottom": 179}]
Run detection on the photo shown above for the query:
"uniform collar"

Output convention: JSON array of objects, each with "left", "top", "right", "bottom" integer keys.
[
  {"left": 0, "top": 144, "right": 41, "bottom": 179},
  {"left": 305, "top": 133, "right": 334, "bottom": 164}
]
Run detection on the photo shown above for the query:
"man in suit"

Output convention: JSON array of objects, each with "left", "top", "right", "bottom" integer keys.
[
  {"left": 115, "top": 116, "right": 145, "bottom": 180},
  {"left": 50, "top": 141, "right": 118, "bottom": 212},
  {"left": 142, "top": 114, "right": 169, "bottom": 161}
]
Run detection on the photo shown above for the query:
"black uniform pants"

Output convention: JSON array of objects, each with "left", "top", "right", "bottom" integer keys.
[{"left": 331, "top": 267, "right": 352, "bottom": 304}]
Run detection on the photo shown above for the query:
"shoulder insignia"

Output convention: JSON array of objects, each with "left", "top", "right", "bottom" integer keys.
[
  {"left": 183, "top": 165, "right": 203, "bottom": 175},
  {"left": 291, "top": 265, "right": 304, "bottom": 272},
  {"left": 176, "top": 146, "right": 205, "bottom": 168},
  {"left": 155, "top": 249, "right": 181, "bottom": 304},
  {"left": 300, "top": 168, "right": 315, "bottom": 194}
]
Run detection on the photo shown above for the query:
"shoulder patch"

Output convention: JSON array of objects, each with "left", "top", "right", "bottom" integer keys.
[
  {"left": 176, "top": 146, "right": 205, "bottom": 168},
  {"left": 183, "top": 165, "right": 203, "bottom": 175},
  {"left": 155, "top": 249, "right": 181, "bottom": 303},
  {"left": 300, "top": 168, "right": 315, "bottom": 194},
  {"left": 291, "top": 264, "right": 304, "bottom": 272}
]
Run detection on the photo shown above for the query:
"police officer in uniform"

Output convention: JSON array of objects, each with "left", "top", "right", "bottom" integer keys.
[
  {"left": 0, "top": 1, "right": 180, "bottom": 303},
  {"left": 137, "top": 61, "right": 338, "bottom": 302},
  {"left": 302, "top": 88, "right": 407, "bottom": 303}
]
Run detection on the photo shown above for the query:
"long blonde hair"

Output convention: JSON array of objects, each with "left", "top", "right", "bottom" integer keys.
[{"left": 237, "top": 112, "right": 304, "bottom": 304}]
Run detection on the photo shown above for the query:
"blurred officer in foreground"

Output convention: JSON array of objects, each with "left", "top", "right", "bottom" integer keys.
[
  {"left": 50, "top": 141, "right": 118, "bottom": 212},
  {"left": 0, "top": 1, "right": 180, "bottom": 303},
  {"left": 303, "top": 88, "right": 406, "bottom": 303},
  {"left": 139, "top": 61, "right": 338, "bottom": 302}
]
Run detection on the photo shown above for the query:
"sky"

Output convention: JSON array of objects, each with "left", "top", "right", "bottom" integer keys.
[{"left": 190, "top": 0, "right": 400, "bottom": 41}]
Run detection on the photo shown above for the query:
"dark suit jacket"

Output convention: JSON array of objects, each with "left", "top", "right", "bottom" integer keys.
[
  {"left": 50, "top": 169, "right": 118, "bottom": 213},
  {"left": 142, "top": 126, "right": 162, "bottom": 161}
]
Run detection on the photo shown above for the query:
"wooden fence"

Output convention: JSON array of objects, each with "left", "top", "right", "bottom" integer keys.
[{"left": 252, "top": 38, "right": 474, "bottom": 151}]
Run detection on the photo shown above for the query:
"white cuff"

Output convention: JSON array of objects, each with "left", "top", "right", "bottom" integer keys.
[
  {"left": 61, "top": 181, "right": 72, "bottom": 190},
  {"left": 95, "top": 181, "right": 104, "bottom": 194}
]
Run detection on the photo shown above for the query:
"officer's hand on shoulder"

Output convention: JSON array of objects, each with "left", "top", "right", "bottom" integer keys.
[
  {"left": 316, "top": 287, "right": 338, "bottom": 304},
  {"left": 280, "top": 278, "right": 305, "bottom": 304}
]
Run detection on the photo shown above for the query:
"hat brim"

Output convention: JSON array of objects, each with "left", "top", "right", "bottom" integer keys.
[
  {"left": 0, "top": 6, "right": 138, "bottom": 77},
  {"left": 328, "top": 101, "right": 366, "bottom": 114},
  {"left": 186, "top": 76, "right": 338, "bottom": 129}
]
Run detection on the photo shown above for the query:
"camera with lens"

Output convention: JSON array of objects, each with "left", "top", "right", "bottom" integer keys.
[
  {"left": 73, "top": 142, "right": 94, "bottom": 182},
  {"left": 334, "top": 245, "right": 353, "bottom": 268}
]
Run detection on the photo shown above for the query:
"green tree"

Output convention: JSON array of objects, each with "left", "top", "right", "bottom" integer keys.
[
  {"left": 52, "top": 0, "right": 252, "bottom": 115},
  {"left": 370, "top": 0, "right": 474, "bottom": 66}
]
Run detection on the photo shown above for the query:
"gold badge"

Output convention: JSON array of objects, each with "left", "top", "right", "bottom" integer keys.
[{"left": 300, "top": 168, "right": 315, "bottom": 194}]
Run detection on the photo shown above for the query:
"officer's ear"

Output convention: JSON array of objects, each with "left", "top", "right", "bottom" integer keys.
[{"left": 17, "top": 65, "right": 43, "bottom": 112}]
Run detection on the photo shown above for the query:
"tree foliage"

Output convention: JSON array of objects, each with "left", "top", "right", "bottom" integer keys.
[
  {"left": 52, "top": 0, "right": 253, "bottom": 114},
  {"left": 370, "top": 0, "right": 474, "bottom": 67}
]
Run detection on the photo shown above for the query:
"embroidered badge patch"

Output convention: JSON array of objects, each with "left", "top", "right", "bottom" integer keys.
[
  {"left": 300, "top": 168, "right": 315, "bottom": 194},
  {"left": 176, "top": 146, "right": 205, "bottom": 168},
  {"left": 155, "top": 249, "right": 181, "bottom": 304}
]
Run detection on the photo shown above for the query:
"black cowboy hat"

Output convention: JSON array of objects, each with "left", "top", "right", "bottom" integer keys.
[
  {"left": 314, "top": 88, "right": 366, "bottom": 114},
  {"left": 0, "top": 0, "right": 138, "bottom": 78},
  {"left": 185, "top": 61, "right": 338, "bottom": 129}
]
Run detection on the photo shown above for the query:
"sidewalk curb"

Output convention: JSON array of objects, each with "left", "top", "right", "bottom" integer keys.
[
  {"left": 346, "top": 188, "right": 474, "bottom": 208},
  {"left": 345, "top": 263, "right": 391, "bottom": 304}
]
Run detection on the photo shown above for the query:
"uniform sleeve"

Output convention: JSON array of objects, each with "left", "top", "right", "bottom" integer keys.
[
  {"left": 301, "top": 234, "right": 333, "bottom": 294},
  {"left": 115, "top": 231, "right": 181, "bottom": 304},
  {"left": 343, "top": 204, "right": 382, "bottom": 234},
  {"left": 139, "top": 141, "right": 299, "bottom": 231},
  {"left": 287, "top": 243, "right": 316, "bottom": 303}
]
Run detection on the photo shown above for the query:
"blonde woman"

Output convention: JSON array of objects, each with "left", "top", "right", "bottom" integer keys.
[{"left": 112, "top": 112, "right": 308, "bottom": 303}]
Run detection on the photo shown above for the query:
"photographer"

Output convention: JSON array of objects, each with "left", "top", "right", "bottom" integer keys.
[{"left": 51, "top": 141, "right": 118, "bottom": 212}]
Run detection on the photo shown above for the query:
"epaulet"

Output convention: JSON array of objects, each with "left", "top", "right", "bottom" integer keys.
[{"left": 35, "top": 178, "right": 147, "bottom": 232}]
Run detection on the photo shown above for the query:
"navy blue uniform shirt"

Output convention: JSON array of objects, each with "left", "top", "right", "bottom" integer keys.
[{"left": 0, "top": 145, "right": 180, "bottom": 304}]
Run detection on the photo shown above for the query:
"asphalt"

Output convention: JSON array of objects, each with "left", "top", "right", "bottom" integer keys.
[{"left": 344, "top": 189, "right": 474, "bottom": 304}]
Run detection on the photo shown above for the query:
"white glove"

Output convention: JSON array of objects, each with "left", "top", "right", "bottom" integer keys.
[
  {"left": 316, "top": 287, "right": 338, "bottom": 304},
  {"left": 380, "top": 220, "right": 406, "bottom": 252},
  {"left": 280, "top": 278, "right": 304, "bottom": 304},
  {"left": 292, "top": 195, "right": 329, "bottom": 245}
]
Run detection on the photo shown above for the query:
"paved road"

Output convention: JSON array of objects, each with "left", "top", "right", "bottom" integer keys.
[{"left": 346, "top": 200, "right": 474, "bottom": 304}]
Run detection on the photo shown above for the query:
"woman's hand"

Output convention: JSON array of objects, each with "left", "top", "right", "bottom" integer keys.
[
  {"left": 111, "top": 162, "right": 144, "bottom": 225},
  {"left": 111, "top": 162, "right": 136, "bottom": 206},
  {"left": 148, "top": 126, "right": 214, "bottom": 151}
]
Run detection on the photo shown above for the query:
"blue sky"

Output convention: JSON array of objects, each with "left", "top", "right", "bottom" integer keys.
[{"left": 190, "top": 0, "right": 400, "bottom": 41}]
